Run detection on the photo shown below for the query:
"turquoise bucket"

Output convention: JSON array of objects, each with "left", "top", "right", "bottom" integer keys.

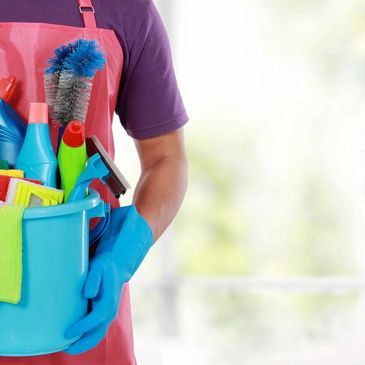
[{"left": 0, "top": 189, "right": 109, "bottom": 356}]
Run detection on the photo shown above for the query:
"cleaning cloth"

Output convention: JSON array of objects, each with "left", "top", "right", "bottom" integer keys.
[
  {"left": 0, "top": 204, "right": 25, "bottom": 304},
  {"left": 0, "top": 176, "right": 42, "bottom": 201},
  {"left": 0, "top": 170, "right": 24, "bottom": 178},
  {"left": 6, "top": 178, "right": 64, "bottom": 207}
]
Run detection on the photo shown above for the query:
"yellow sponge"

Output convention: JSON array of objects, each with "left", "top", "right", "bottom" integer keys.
[
  {"left": 0, "top": 170, "right": 24, "bottom": 178},
  {"left": 6, "top": 179, "right": 64, "bottom": 207}
]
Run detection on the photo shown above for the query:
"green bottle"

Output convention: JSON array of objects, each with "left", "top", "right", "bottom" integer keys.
[{"left": 58, "top": 121, "right": 87, "bottom": 202}]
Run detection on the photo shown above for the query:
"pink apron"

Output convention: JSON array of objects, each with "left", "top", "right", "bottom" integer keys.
[{"left": 0, "top": 0, "right": 136, "bottom": 364}]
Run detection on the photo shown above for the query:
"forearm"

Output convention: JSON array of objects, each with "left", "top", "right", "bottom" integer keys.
[{"left": 132, "top": 154, "right": 188, "bottom": 243}]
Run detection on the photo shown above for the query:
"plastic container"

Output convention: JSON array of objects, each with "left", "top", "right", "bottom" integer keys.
[
  {"left": 0, "top": 189, "right": 109, "bottom": 356},
  {"left": 15, "top": 103, "right": 58, "bottom": 187},
  {"left": 0, "top": 76, "right": 27, "bottom": 168},
  {"left": 58, "top": 121, "right": 87, "bottom": 202}
]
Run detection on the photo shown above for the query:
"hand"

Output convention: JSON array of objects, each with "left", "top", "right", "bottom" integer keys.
[
  {"left": 64, "top": 205, "right": 154, "bottom": 355},
  {"left": 63, "top": 254, "right": 122, "bottom": 355}
]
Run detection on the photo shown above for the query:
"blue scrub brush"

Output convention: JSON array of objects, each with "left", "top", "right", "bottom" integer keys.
[{"left": 44, "top": 39, "right": 106, "bottom": 151}]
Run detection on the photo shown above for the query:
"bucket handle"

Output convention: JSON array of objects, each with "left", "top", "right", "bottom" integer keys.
[{"left": 87, "top": 201, "right": 111, "bottom": 245}]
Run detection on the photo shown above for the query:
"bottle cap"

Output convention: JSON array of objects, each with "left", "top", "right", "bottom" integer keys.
[
  {"left": 0, "top": 75, "right": 16, "bottom": 102},
  {"left": 29, "top": 103, "right": 49, "bottom": 124},
  {"left": 63, "top": 120, "right": 85, "bottom": 147}
]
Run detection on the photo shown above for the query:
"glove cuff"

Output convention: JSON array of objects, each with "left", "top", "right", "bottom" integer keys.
[{"left": 95, "top": 204, "right": 154, "bottom": 284}]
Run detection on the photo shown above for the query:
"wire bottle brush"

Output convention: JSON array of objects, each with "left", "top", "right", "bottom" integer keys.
[
  {"left": 43, "top": 43, "right": 75, "bottom": 118},
  {"left": 44, "top": 39, "right": 106, "bottom": 128}
]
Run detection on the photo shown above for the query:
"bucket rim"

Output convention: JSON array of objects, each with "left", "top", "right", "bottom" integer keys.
[{"left": 22, "top": 189, "right": 102, "bottom": 220}]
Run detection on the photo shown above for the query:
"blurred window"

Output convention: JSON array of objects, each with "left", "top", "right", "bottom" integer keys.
[{"left": 113, "top": 1, "right": 365, "bottom": 364}]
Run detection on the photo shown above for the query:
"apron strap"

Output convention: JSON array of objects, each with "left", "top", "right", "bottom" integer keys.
[{"left": 78, "top": 0, "right": 97, "bottom": 29}]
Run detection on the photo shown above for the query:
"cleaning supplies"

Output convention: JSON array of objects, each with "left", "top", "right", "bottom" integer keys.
[
  {"left": 0, "top": 76, "right": 27, "bottom": 168},
  {"left": 68, "top": 153, "right": 109, "bottom": 203},
  {"left": 58, "top": 120, "right": 87, "bottom": 202},
  {"left": 43, "top": 43, "right": 75, "bottom": 119},
  {"left": 15, "top": 103, "right": 58, "bottom": 187},
  {"left": 0, "top": 176, "right": 42, "bottom": 201},
  {"left": 50, "top": 39, "right": 105, "bottom": 126},
  {"left": 0, "top": 189, "right": 108, "bottom": 355},
  {"left": 0, "top": 170, "right": 24, "bottom": 178},
  {"left": 86, "top": 135, "right": 130, "bottom": 198},
  {"left": 44, "top": 39, "right": 106, "bottom": 151},
  {"left": 68, "top": 151, "right": 131, "bottom": 204},
  {"left": 6, "top": 179, "right": 64, "bottom": 207},
  {"left": 0, "top": 204, "right": 25, "bottom": 304}
]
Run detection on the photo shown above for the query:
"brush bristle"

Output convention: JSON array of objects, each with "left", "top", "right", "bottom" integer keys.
[
  {"left": 45, "top": 39, "right": 106, "bottom": 127},
  {"left": 63, "top": 39, "right": 105, "bottom": 78},
  {"left": 44, "top": 43, "right": 75, "bottom": 118},
  {"left": 51, "top": 74, "right": 93, "bottom": 127},
  {"left": 44, "top": 72, "right": 60, "bottom": 116},
  {"left": 45, "top": 43, "right": 75, "bottom": 75}
]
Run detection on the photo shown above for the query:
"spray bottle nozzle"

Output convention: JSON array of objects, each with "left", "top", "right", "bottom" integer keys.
[
  {"left": 63, "top": 120, "right": 85, "bottom": 148},
  {"left": 0, "top": 75, "right": 16, "bottom": 103}
]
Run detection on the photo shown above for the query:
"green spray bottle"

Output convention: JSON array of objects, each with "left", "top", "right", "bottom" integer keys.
[{"left": 58, "top": 121, "right": 87, "bottom": 202}]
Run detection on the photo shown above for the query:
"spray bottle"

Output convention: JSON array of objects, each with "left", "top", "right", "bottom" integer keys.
[
  {"left": 58, "top": 120, "right": 87, "bottom": 202},
  {"left": 0, "top": 76, "right": 27, "bottom": 167},
  {"left": 15, "top": 103, "right": 58, "bottom": 187}
]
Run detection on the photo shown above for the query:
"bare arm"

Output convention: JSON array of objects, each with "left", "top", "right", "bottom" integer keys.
[{"left": 132, "top": 127, "right": 188, "bottom": 242}]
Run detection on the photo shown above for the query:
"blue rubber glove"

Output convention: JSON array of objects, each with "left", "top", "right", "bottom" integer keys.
[{"left": 64, "top": 205, "right": 154, "bottom": 355}]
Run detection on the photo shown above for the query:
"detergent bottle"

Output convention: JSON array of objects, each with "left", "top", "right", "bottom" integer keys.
[
  {"left": 16, "top": 103, "right": 58, "bottom": 187},
  {"left": 0, "top": 75, "right": 27, "bottom": 167},
  {"left": 58, "top": 120, "right": 87, "bottom": 202}
]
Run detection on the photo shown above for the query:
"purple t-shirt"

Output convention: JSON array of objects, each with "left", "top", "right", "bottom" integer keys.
[{"left": 0, "top": 0, "right": 188, "bottom": 139}]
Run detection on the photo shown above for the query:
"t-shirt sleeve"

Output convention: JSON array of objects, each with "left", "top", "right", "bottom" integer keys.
[{"left": 116, "top": 1, "right": 189, "bottom": 139}]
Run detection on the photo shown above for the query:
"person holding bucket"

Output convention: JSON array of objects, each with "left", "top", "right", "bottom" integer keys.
[{"left": 0, "top": 0, "right": 188, "bottom": 364}]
